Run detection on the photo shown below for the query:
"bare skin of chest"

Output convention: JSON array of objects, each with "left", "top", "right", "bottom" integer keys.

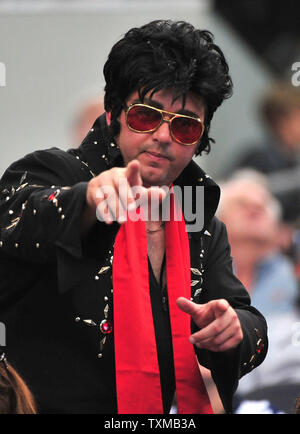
[{"left": 147, "top": 230, "right": 166, "bottom": 285}]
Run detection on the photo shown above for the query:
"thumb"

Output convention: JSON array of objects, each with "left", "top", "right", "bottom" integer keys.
[
  {"left": 176, "top": 297, "right": 203, "bottom": 317},
  {"left": 126, "top": 160, "right": 142, "bottom": 187}
]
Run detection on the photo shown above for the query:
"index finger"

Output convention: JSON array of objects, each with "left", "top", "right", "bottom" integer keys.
[
  {"left": 115, "top": 161, "right": 142, "bottom": 212},
  {"left": 126, "top": 160, "right": 142, "bottom": 187}
]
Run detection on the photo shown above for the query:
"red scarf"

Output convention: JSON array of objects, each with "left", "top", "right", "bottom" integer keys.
[{"left": 113, "top": 189, "right": 213, "bottom": 414}]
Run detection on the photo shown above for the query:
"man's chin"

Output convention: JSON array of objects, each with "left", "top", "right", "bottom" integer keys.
[{"left": 140, "top": 169, "right": 168, "bottom": 188}]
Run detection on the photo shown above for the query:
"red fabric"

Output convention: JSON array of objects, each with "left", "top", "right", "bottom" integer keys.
[{"left": 113, "top": 190, "right": 213, "bottom": 414}]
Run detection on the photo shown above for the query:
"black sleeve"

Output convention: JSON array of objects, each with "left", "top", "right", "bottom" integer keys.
[
  {"left": 0, "top": 148, "right": 91, "bottom": 263},
  {"left": 194, "top": 218, "right": 268, "bottom": 413}
]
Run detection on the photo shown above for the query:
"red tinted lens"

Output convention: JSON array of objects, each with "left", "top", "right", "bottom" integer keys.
[
  {"left": 171, "top": 116, "right": 203, "bottom": 144},
  {"left": 127, "top": 105, "right": 162, "bottom": 132}
]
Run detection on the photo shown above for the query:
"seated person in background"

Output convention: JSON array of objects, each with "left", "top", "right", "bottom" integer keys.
[
  {"left": 217, "top": 169, "right": 299, "bottom": 316},
  {"left": 231, "top": 82, "right": 300, "bottom": 226},
  {"left": 217, "top": 170, "right": 300, "bottom": 413},
  {"left": 72, "top": 97, "right": 105, "bottom": 147}
]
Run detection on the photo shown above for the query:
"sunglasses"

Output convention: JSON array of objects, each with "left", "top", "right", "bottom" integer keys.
[{"left": 125, "top": 103, "right": 204, "bottom": 146}]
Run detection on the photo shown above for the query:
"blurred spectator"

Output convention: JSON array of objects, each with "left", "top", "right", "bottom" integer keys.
[
  {"left": 295, "top": 395, "right": 300, "bottom": 414},
  {"left": 217, "top": 170, "right": 300, "bottom": 413},
  {"left": 72, "top": 97, "right": 105, "bottom": 146},
  {"left": 218, "top": 169, "right": 299, "bottom": 315},
  {"left": 230, "top": 81, "right": 300, "bottom": 225},
  {"left": 0, "top": 349, "right": 37, "bottom": 414}
]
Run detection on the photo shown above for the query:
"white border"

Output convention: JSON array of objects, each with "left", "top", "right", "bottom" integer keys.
[{"left": 0, "top": 0, "right": 212, "bottom": 14}]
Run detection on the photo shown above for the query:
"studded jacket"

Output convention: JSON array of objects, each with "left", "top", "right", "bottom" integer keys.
[{"left": 0, "top": 115, "right": 267, "bottom": 414}]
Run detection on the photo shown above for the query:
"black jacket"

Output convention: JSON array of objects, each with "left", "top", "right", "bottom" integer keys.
[{"left": 0, "top": 115, "right": 267, "bottom": 414}]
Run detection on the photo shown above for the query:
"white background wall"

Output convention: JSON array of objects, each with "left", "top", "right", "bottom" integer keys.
[{"left": 0, "top": 0, "right": 273, "bottom": 178}]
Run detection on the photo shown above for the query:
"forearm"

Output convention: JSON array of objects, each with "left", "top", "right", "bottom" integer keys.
[{"left": 0, "top": 182, "right": 89, "bottom": 262}]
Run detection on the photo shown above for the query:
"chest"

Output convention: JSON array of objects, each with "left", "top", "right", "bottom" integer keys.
[{"left": 147, "top": 231, "right": 165, "bottom": 285}]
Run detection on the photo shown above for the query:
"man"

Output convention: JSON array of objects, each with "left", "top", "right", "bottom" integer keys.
[{"left": 0, "top": 20, "right": 267, "bottom": 414}]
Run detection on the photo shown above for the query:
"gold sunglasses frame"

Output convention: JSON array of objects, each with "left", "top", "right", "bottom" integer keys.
[{"left": 125, "top": 103, "right": 204, "bottom": 146}]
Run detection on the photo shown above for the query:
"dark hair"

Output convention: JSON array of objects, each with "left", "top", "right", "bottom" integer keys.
[{"left": 103, "top": 20, "right": 233, "bottom": 155}]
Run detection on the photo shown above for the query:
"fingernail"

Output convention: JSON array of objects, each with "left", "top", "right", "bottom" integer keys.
[{"left": 189, "top": 337, "right": 196, "bottom": 344}]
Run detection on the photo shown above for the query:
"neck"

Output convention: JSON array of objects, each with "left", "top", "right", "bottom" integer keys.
[{"left": 146, "top": 221, "right": 165, "bottom": 234}]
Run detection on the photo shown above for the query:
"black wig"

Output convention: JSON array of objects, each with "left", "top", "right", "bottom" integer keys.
[{"left": 103, "top": 20, "right": 233, "bottom": 155}]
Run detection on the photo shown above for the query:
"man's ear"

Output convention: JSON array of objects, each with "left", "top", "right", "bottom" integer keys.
[{"left": 106, "top": 111, "right": 111, "bottom": 126}]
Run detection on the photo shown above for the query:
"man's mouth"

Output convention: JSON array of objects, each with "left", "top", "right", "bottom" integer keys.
[{"left": 143, "top": 150, "right": 170, "bottom": 160}]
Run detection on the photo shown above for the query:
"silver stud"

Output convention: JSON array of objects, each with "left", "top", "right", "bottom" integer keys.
[
  {"left": 61, "top": 214, "right": 65, "bottom": 220},
  {"left": 194, "top": 288, "right": 202, "bottom": 297},
  {"left": 15, "top": 243, "right": 19, "bottom": 248},
  {"left": 104, "top": 296, "right": 108, "bottom": 301},
  {"left": 97, "top": 353, "right": 103, "bottom": 359},
  {"left": 58, "top": 207, "right": 62, "bottom": 213},
  {"left": 35, "top": 243, "right": 40, "bottom": 248},
  {"left": 95, "top": 275, "right": 99, "bottom": 280},
  {"left": 33, "top": 209, "right": 37, "bottom": 215},
  {"left": 191, "top": 268, "right": 202, "bottom": 276},
  {"left": 8, "top": 210, "right": 13, "bottom": 215},
  {"left": 83, "top": 319, "right": 97, "bottom": 326},
  {"left": 5, "top": 196, "right": 10, "bottom": 201},
  {"left": 0, "top": 241, "right": 2, "bottom": 247},
  {"left": 90, "top": 128, "right": 94, "bottom": 132},
  {"left": 94, "top": 141, "right": 98, "bottom": 145},
  {"left": 75, "top": 317, "right": 80, "bottom": 322},
  {"left": 98, "top": 266, "right": 110, "bottom": 275}
]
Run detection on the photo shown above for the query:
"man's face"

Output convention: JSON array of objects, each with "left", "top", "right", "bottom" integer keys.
[{"left": 109, "top": 88, "right": 205, "bottom": 187}]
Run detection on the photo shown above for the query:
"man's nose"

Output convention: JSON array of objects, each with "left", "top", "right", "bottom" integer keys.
[{"left": 152, "top": 119, "right": 172, "bottom": 144}]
